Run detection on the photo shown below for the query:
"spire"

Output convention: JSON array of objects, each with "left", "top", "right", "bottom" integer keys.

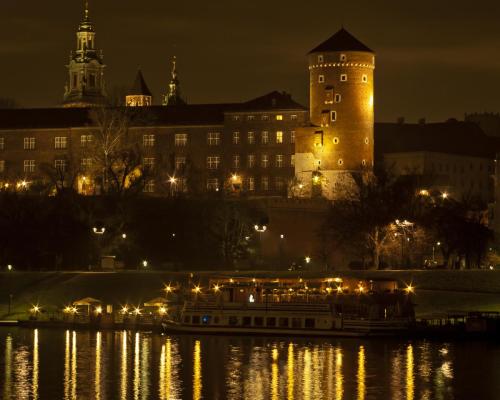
[
  {"left": 84, "top": 0, "right": 89, "bottom": 20},
  {"left": 163, "top": 56, "right": 186, "bottom": 106}
]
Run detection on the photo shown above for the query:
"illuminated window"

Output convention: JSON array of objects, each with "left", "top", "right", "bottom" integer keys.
[
  {"left": 175, "top": 156, "right": 186, "bottom": 170},
  {"left": 261, "top": 176, "right": 269, "bottom": 191},
  {"left": 233, "top": 155, "right": 240, "bottom": 169},
  {"left": 290, "top": 131, "right": 296, "bottom": 144},
  {"left": 0, "top": 160, "right": 5, "bottom": 172},
  {"left": 330, "top": 111, "right": 337, "bottom": 122},
  {"left": 275, "top": 155, "right": 284, "bottom": 168},
  {"left": 207, "top": 132, "right": 220, "bottom": 146},
  {"left": 248, "top": 177, "right": 255, "bottom": 191},
  {"left": 362, "top": 159, "right": 367, "bottom": 166},
  {"left": 247, "top": 115, "right": 255, "bottom": 121},
  {"left": 262, "top": 115, "right": 269, "bottom": 121},
  {"left": 232, "top": 131, "right": 240, "bottom": 144},
  {"left": 276, "top": 115, "right": 283, "bottom": 121},
  {"left": 54, "top": 159, "right": 66, "bottom": 172},
  {"left": 247, "top": 154, "right": 255, "bottom": 168},
  {"left": 143, "top": 157, "right": 155, "bottom": 169},
  {"left": 55, "top": 137, "right": 67, "bottom": 149},
  {"left": 248, "top": 131, "right": 255, "bottom": 144},
  {"left": 338, "top": 159, "right": 344, "bottom": 166},
  {"left": 333, "top": 137, "right": 339, "bottom": 144},
  {"left": 24, "top": 160, "right": 35, "bottom": 173},
  {"left": 340, "top": 54, "right": 347, "bottom": 62},
  {"left": 276, "top": 131, "right": 283, "bottom": 144},
  {"left": 362, "top": 74, "right": 368, "bottom": 83},
  {"left": 290, "top": 155, "right": 295, "bottom": 167},
  {"left": 318, "top": 75, "right": 325, "bottom": 83},
  {"left": 143, "top": 180, "right": 155, "bottom": 193},
  {"left": 232, "top": 115, "right": 240, "bottom": 121},
  {"left": 340, "top": 74, "right": 347, "bottom": 82},
  {"left": 318, "top": 55, "right": 324, "bottom": 63},
  {"left": 24, "top": 137, "right": 36, "bottom": 150},
  {"left": 207, "top": 178, "right": 219, "bottom": 191},
  {"left": 261, "top": 154, "right": 269, "bottom": 168},
  {"left": 80, "top": 135, "right": 93, "bottom": 147},
  {"left": 364, "top": 137, "right": 369, "bottom": 145},
  {"left": 175, "top": 133, "right": 188, "bottom": 146},
  {"left": 143, "top": 134, "right": 155, "bottom": 147},
  {"left": 291, "top": 115, "right": 298, "bottom": 120},
  {"left": 81, "top": 158, "right": 92, "bottom": 170},
  {"left": 261, "top": 131, "right": 269, "bottom": 144},
  {"left": 207, "top": 156, "right": 220, "bottom": 170},
  {"left": 275, "top": 177, "right": 285, "bottom": 191},
  {"left": 0, "top": 137, "right": 4, "bottom": 150},
  {"left": 335, "top": 94, "right": 341, "bottom": 103}
]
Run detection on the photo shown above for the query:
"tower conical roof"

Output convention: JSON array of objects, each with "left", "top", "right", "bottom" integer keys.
[
  {"left": 128, "top": 69, "right": 152, "bottom": 96},
  {"left": 309, "top": 28, "right": 373, "bottom": 54}
]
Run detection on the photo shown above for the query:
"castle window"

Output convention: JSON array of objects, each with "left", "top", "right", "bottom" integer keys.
[
  {"left": 24, "top": 137, "right": 36, "bottom": 150},
  {"left": 207, "top": 156, "right": 220, "bottom": 170},
  {"left": 175, "top": 156, "right": 186, "bottom": 170},
  {"left": 340, "top": 54, "right": 347, "bottom": 62},
  {"left": 54, "top": 159, "right": 66, "bottom": 172},
  {"left": 175, "top": 133, "right": 188, "bottom": 146},
  {"left": 276, "top": 155, "right": 284, "bottom": 168},
  {"left": 362, "top": 74, "right": 368, "bottom": 83},
  {"left": 261, "top": 154, "right": 269, "bottom": 168},
  {"left": 248, "top": 177, "right": 255, "bottom": 191},
  {"left": 55, "top": 137, "right": 67, "bottom": 150},
  {"left": 247, "top": 115, "right": 255, "bottom": 121},
  {"left": 261, "top": 176, "right": 269, "bottom": 191},
  {"left": 318, "top": 75, "right": 325, "bottom": 83},
  {"left": 24, "top": 160, "right": 35, "bottom": 173},
  {"left": 335, "top": 94, "right": 341, "bottom": 103},
  {"left": 232, "top": 115, "right": 240, "bottom": 121},
  {"left": 207, "top": 178, "right": 219, "bottom": 191},
  {"left": 330, "top": 111, "right": 337, "bottom": 122},
  {"left": 0, "top": 137, "right": 4, "bottom": 150},
  {"left": 233, "top": 155, "right": 240, "bottom": 169},
  {"left": 275, "top": 177, "right": 285, "bottom": 191},
  {"left": 333, "top": 137, "right": 339, "bottom": 145},
  {"left": 81, "top": 158, "right": 92, "bottom": 170},
  {"left": 247, "top": 132, "right": 255, "bottom": 144},
  {"left": 290, "top": 131, "right": 296, "bottom": 144},
  {"left": 262, "top": 115, "right": 269, "bottom": 121},
  {"left": 232, "top": 132, "right": 240, "bottom": 145},
  {"left": 338, "top": 159, "right": 344, "bottom": 166},
  {"left": 362, "top": 159, "right": 367, "bottom": 167},
  {"left": 290, "top": 155, "right": 295, "bottom": 167},
  {"left": 364, "top": 137, "right": 369, "bottom": 145},
  {"left": 143, "top": 157, "right": 155, "bottom": 169},
  {"left": 143, "top": 134, "right": 155, "bottom": 147},
  {"left": 276, "top": 131, "right": 283, "bottom": 144},
  {"left": 207, "top": 132, "right": 221, "bottom": 146},
  {"left": 340, "top": 74, "right": 347, "bottom": 82},
  {"left": 143, "top": 180, "right": 155, "bottom": 193},
  {"left": 80, "top": 135, "right": 93, "bottom": 147},
  {"left": 0, "top": 160, "right": 4, "bottom": 173},
  {"left": 291, "top": 114, "right": 298, "bottom": 120},
  {"left": 248, "top": 154, "right": 255, "bottom": 168},
  {"left": 261, "top": 131, "right": 269, "bottom": 145},
  {"left": 276, "top": 115, "right": 283, "bottom": 121},
  {"left": 318, "top": 55, "right": 324, "bottom": 63}
]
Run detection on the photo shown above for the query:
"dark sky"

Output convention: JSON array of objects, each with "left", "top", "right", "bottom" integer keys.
[{"left": 1, "top": 0, "right": 500, "bottom": 122}]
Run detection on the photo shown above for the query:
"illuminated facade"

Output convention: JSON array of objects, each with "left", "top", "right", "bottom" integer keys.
[
  {"left": 294, "top": 28, "right": 375, "bottom": 199},
  {"left": 63, "top": 1, "right": 107, "bottom": 108}
]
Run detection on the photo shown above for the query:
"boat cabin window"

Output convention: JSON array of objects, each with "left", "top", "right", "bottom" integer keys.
[
  {"left": 279, "top": 317, "right": 289, "bottom": 328},
  {"left": 242, "top": 316, "right": 252, "bottom": 326},
  {"left": 266, "top": 317, "right": 276, "bottom": 327},
  {"left": 254, "top": 317, "right": 264, "bottom": 326},
  {"left": 192, "top": 316, "right": 200, "bottom": 324},
  {"left": 202, "top": 315, "right": 211, "bottom": 325},
  {"left": 291, "top": 318, "right": 302, "bottom": 328},
  {"left": 305, "top": 318, "right": 315, "bottom": 328},
  {"left": 229, "top": 316, "right": 239, "bottom": 326},
  {"left": 184, "top": 316, "right": 190, "bottom": 324}
]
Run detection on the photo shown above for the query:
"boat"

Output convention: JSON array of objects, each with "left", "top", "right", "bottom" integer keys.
[{"left": 162, "top": 277, "right": 415, "bottom": 337}]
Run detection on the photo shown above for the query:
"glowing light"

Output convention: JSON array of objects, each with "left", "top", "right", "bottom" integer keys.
[
  {"left": 404, "top": 284, "right": 415, "bottom": 294},
  {"left": 30, "top": 305, "right": 40, "bottom": 314},
  {"left": 142, "top": 260, "right": 148, "bottom": 268},
  {"left": 213, "top": 284, "right": 221, "bottom": 293},
  {"left": 298, "top": 184, "right": 304, "bottom": 189},
  {"left": 169, "top": 176, "right": 177, "bottom": 184},
  {"left": 248, "top": 294, "right": 255, "bottom": 303},
  {"left": 7, "top": 264, "right": 12, "bottom": 271},
  {"left": 336, "top": 285, "right": 343, "bottom": 294},
  {"left": 158, "top": 307, "right": 167, "bottom": 315},
  {"left": 305, "top": 256, "right": 311, "bottom": 263},
  {"left": 95, "top": 306, "right": 102, "bottom": 314},
  {"left": 121, "top": 306, "right": 129, "bottom": 314},
  {"left": 357, "top": 346, "right": 366, "bottom": 400},
  {"left": 313, "top": 175, "right": 320, "bottom": 184},
  {"left": 419, "top": 189, "right": 429, "bottom": 196},
  {"left": 441, "top": 192, "right": 449, "bottom": 199},
  {"left": 231, "top": 174, "right": 239, "bottom": 181},
  {"left": 133, "top": 307, "right": 142, "bottom": 316},
  {"left": 122, "top": 233, "right": 127, "bottom": 239},
  {"left": 406, "top": 344, "right": 414, "bottom": 400},
  {"left": 280, "top": 234, "right": 285, "bottom": 239},
  {"left": 193, "top": 341, "right": 202, "bottom": 400},
  {"left": 164, "top": 284, "right": 173, "bottom": 293},
  {"left": 254, "top": 224, "right": 267, "bottom": 233},
  {"left": 64, "top": 306, "right": 72, "bottom": 314},
  {"left": 192, "top": 285, "right": 202, "bottom": 294},
  {"left": 326, "top": 287, "right": 333, "bottom": 294}
]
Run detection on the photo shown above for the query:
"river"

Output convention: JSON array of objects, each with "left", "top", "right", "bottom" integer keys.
[{"left": 0, "top": 327, "right": 498, "bottom": 399}]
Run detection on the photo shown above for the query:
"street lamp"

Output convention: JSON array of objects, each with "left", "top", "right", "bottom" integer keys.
[
  {"left": 142, "top": 260, "right": 148, "bottom": 268},
  {"left": 394, "top": 219, "right": 414, "bottom": 268},
  {"left": 93, "top": 227, "right": 105, "bottom": 235},
  {"left": 7, "top": 264, "right": 12, "bottom": 271},
  {"left": 254, "top": 224, "right": 267, "bottom": 266},
  {"left": 168, "top": 176, "right": 177, "bottom": 196}
]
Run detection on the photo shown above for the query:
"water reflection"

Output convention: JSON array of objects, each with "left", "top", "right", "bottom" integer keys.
[{"left": 0, "top": 329, "right": 483, "bottom": 400}]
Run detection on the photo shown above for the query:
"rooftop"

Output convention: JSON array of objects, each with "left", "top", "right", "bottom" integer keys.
[{"left": 309, "top": 28, "right": 373, "bottom": 54}]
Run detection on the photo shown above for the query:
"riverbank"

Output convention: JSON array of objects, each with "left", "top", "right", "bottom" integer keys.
[{"left": 1, "top": 270, "right": 499, "bottom": 320}]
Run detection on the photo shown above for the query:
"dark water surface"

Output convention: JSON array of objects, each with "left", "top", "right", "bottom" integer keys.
[{"left": 0, "top": 327, "right": 498, "bottom": 399}]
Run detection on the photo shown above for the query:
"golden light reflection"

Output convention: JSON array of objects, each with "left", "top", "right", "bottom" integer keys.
[
  {"left": 64, "top": 331, "right": 70, "bottom": 400},
  {"left": 193, "top": 340, "right": 202, "bottom": 400},
  {"left": 32, "top": 329, "right": 39, "bottom": 400},
  {"left": 71, "top": 331, "right": 77, "bottom": 400},
  {"left": 141, "top": 335, "right": 150, "bottom": 400},
  {"left": 160, "top": 340, "right": 180, "bottom": 400},
  {"left": 335, "top": 348, "right": 344, "bottom": 400},
  {"left": 303, "top": 348, "right": 311, "bottom": 400},
  {"left": 14, "top": 339, "right": 30, "bottom": 399},
  {"left": 134, "top": 332, "right": 140, "bottom": 400},
  {"left": 95, "top": 332, "right": 101, "bottom": 400},
  {"left": 287, "top": 343, "right": 294, "bottom": 400},
  {"left": 271, "top": 347, "right": 279, "bottom": 400},
  {"left": 4, "top": 334, "right": 12, "bottom": 399},
  {"left": 357, "top": 346, "right": 365, "bottom": 400},
  {"left": 406, "top": 344, "right": 414, "bottom": 400},
  {"left": 121, "top": 331, "right": 128, "bottom": 400}
]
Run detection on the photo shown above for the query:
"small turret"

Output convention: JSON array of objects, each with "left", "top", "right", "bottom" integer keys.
[
  {"left": 126, "top": 69, "right": 153, "bottom": 107},
  {"left": 162, "top": 56, "right": 186, "bottom": 106}
]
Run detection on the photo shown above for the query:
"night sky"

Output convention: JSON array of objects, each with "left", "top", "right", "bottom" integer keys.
[{"left": 1, "top": 0, "right": 500, "bottom": 122}]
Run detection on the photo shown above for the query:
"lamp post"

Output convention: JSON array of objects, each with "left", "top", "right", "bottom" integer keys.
[
  {"left": 432, "top": 241, "right": 441, "bottom": 264},
  {"left": 395, "top": 219, "right": 414, "bottom": 268},
  {"left": 7, "top": 265, "right": 13, "bottom": 315},
  {"left": 92, "top": 226, "right": 105, "bottom": 269},
  {"left": 254, "top": 224, "right": 267, "bottom": 266}
]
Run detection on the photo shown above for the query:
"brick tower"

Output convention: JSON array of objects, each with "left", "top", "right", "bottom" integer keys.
[{"left": 294, "top": 28, "right": 375, "bottom": 199}]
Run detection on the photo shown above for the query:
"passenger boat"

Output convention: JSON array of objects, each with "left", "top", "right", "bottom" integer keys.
[{"left": 162, "top": 277, "right": 415, "bottom": 337}]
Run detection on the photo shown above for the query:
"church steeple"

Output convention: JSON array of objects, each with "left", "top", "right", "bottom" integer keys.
[
  {"left": 63, "top": 0, "right": 107, "bottom": 108},
  {"left": 162, "top": 56, "right": 186, "bottom": 106}
]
